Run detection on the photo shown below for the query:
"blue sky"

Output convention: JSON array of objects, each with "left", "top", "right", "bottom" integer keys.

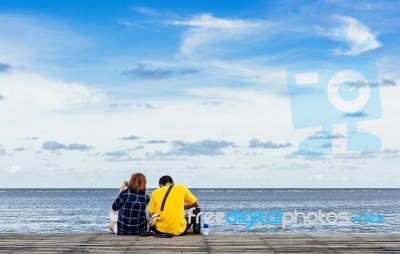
[{"left": 0, "top": 0, "right": 399, "bottom": 188}]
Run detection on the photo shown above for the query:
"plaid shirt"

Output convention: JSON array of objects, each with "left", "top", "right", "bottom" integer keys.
[{"left": 112, "top": 189, "right": 150, "bottom": 235}]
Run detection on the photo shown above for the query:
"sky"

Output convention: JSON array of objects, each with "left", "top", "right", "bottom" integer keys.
[{"left": 0, "top": 0, "right": 399, "bottom": 188}]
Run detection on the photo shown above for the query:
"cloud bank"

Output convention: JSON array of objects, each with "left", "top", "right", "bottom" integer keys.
[
  {"left": 121, "top": 64, "right": 199, "bottom": 79},
  {"left": 0, "top": 62, "right": 11, "bottom": 72},
  {"left": 42, "top": 141, "right": 92, "bottom": 151},
  {"left": 121, "top": 135, "right": 140, "bottom": 141},
  {"left": 169, "top": 13, "right": 274, "bottom": 56},
  {"left": 150, "top": 139, "right": 235, "bottom": 157},
  {"left": 249, "top": 139, "right": 292, "bottom": 149}
]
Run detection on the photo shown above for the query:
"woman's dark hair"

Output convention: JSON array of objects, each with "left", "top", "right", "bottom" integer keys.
[
  {"left": 128, "top": 173, "right": 147, "bottom": 193},
  {"left": 159, "top": 175, "right": 173, "bottom": 186}
]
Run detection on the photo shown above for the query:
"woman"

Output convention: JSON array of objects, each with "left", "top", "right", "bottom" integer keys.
[{"left": 108, "top": 173, "right": 149, "bottom": 235}]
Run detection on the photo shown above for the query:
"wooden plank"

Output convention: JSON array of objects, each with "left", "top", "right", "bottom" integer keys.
[{"left": 0, "top": 233, "right": 399, "bottom": 253}]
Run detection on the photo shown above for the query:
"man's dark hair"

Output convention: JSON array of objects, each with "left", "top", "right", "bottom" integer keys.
[{"left": 159, "top": 175, "right": 174, "bottom": 186}]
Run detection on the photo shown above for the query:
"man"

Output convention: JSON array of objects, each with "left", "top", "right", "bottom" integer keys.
[{"left": 149, "top": 175, "right": 199, "bottom": 236}]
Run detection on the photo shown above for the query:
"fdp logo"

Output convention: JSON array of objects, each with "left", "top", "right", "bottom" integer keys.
[{"left": 287, "top": 55, "right": 382, "bottom": 156}]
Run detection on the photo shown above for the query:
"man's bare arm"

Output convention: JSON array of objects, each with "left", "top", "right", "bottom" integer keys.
[{"left": 184, "top": 200, "right": 199, "bottom": 209}]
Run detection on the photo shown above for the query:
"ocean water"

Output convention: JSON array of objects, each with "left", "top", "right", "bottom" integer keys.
[{"left": 0, "top": 188, "right": 398, "bottom": 233}]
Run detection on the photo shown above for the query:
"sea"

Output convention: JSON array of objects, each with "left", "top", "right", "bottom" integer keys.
[{"left": 0, "top": 188, "right": 399, "bottom": 233}]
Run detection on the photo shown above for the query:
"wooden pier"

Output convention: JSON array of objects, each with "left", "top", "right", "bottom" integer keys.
[{"left": 0, "top": 233, "right": 399, "bottom": 253}]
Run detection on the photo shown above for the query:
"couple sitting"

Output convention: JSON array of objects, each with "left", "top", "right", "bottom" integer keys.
[{"left": 108, "top": 173, "right": 199, "bottom": 236}]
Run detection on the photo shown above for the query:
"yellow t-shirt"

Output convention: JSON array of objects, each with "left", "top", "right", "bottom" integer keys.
[{"left": 149, "top": 184, "right": 197, "bottom": 235}]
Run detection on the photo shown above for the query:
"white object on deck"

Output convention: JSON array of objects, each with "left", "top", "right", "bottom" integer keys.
[{"left": 109, "top": 210, "right": 119, "bottom": 222}]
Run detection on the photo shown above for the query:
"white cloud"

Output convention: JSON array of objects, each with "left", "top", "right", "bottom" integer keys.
[
  {"left": 171, "top": 13, "right": 262, "bottom": 28},
  {"left": 200, "top": 58, "right": 286, "bottom": 91},
  {"left": 0, "top": 71, "right": 104, "bottom": 113},
  {"left": 0, "top": 14, "right": 88, "bottom": 67},
  {"left": 118, "top": 20, "right": 145, "bottom": 28},
  {"left": 336, "top": 16, "right": 382, "bottom": 55},
  {"left": 315, "top": 15, "right": 382, "bottom": 55},
  {"left": 6, "top": 165, "right": 21, "bottom": 174},
  {"left": 309, "top": 173, "right": 323, "bottom": 181},
  {"left": 168, "top": 14, "right": 275, "bottom": 56},
  {"left": 131, "top": 6, "right": 159, "bottom": 16},
  {"left": 326, "top": 0, "right": 397, "bottom": 11}
]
